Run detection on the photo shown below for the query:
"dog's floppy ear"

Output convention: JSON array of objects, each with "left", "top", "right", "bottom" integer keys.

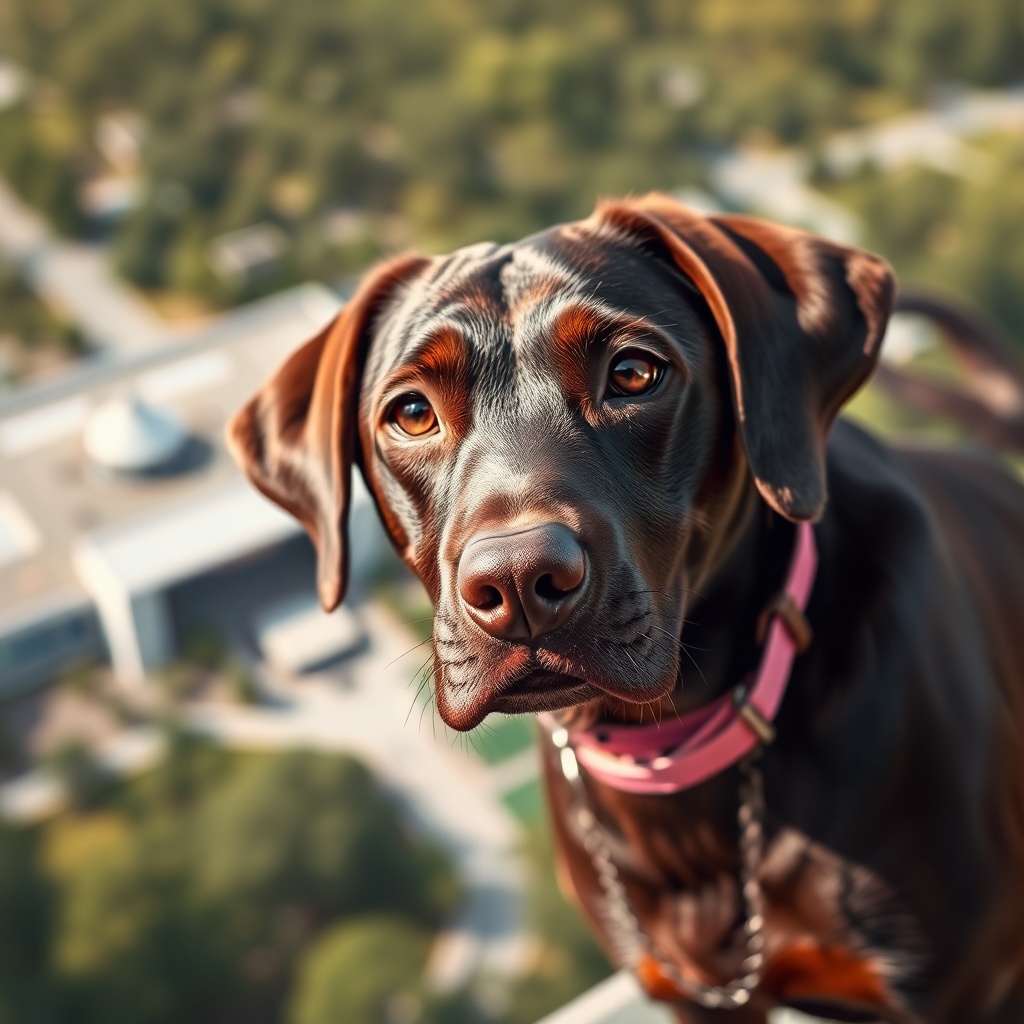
[
  {"left": 596, "top": 195, "right": 894, "bottom": 521},
  {"left": 227, "top": 254, "right": 427, "bottom": 611}
]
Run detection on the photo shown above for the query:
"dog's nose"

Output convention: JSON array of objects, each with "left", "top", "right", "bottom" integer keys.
[{"left": 458, "top": 524, "right": 587, "bottom": 640}]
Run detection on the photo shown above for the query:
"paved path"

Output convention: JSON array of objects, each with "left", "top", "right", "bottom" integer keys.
[
  {"left": 0, "top": 725, "right": 165, "bottom": 820},
  {"left": 183, "top": 600, "right": 532, "bottom": 991},
  {"left": 0, "top": 178, "right": 180, "bottom": 358}
]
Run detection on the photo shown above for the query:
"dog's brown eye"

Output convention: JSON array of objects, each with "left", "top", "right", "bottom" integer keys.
[
  {"left": 608, "top": 352, "right": 664, "bottom": 397},
  {"left": 389, "top": 393, "right": 438, "bottom": 437}
]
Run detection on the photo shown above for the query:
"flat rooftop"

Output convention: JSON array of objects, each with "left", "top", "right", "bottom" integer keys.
[{"left": 0, "top": 283, "right": 341, "bottom": 629}]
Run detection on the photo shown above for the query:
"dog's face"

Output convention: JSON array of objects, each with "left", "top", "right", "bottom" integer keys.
[
  {"left": 358, "top": 226, "right": 726, "bottom": 729},
  {"left": 229, "top": 196, "right": 893, "bottom": 730}
]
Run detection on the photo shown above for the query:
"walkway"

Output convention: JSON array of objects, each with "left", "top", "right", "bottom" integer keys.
[{"left": 0, "top": 178, "right": 180, "bottom": 358}]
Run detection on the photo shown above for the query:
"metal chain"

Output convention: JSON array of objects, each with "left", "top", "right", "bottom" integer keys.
[{"left": 551, "top": 730, "right": 768, "bottom": 1010}]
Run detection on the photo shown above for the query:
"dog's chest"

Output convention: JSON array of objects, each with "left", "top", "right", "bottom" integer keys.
[{"left": 574, "top": 809, "right": 928, "bottom": 1016}]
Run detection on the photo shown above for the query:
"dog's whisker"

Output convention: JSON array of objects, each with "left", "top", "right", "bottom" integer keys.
[
  {"left": 646, "top": 698, "right": 665, "bottom": 725},
  {"left": 389, "top": 636, "right": 434, "bottom": 672},
  {"left": 406, "top": 651, "right": 436, "bottom": 689},
  {"left": 642, "top": 626, "right": 710, "bottom": 693},
  {"left": 468, "top": 727, "right": 494, "bottom": 759},
  {"left": 678, "top": 641, "right": 710, "bottom": 692},
  {"left": 405, "top": 679, "right": 427, "bottom": 725},
  {"left": 407, "top": 663, "right": 436, "bottom": 712},
  {"left": 646, "top": 622, "right": 694, "bottom": 647},
  {"left": 405, "top": 666, "right": 435, "bottom": 727},
  {"left": 619, "top": 646, "right": 641, "bottom": 671},
  {"left": 415, "top": 671, "right": 438, "bottom": 737},
  {"left": 649, "top": 623, "right": 712, "bottom": 655}
]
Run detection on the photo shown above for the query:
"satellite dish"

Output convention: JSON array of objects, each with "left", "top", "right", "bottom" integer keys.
[{"left": 83, "top": 395, "right": 188, "bottom": 473}]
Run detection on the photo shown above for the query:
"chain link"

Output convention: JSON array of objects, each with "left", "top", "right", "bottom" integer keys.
[{"left": 551, "top": 731, "right": 768, "bottom": 1010}]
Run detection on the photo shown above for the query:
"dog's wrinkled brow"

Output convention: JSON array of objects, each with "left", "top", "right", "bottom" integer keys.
[
  {"left": 545, "top": 303, "right": 683, "bottom": 356},
  {"left": 381, "top": 324, "right": 470, "bottom": 392}
]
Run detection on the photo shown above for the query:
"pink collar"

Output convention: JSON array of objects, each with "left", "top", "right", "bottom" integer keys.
[{"left": 540, "top": 521, "right": 818, "bottom": 795}]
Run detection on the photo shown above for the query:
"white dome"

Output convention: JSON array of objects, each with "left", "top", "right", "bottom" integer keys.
[{"left": 84, "top": 395, "right": 187, "bottom": 473}]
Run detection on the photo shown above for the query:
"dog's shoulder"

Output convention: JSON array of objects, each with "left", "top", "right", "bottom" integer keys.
[
  {"left": 835, "top": 418, "right": 1024, "bottom": 600},
  {"left": 823, "top": 418, "right": 943, "bottom": 574},
  {"left": 819, "top": 417, "right": 1023, "bottom": 752},
  {"left": 810, "top": 419, "right": 1013, "bottom": 745},
  {"left": 827, "top": 416, "right": 1024, "bottom": 563}
]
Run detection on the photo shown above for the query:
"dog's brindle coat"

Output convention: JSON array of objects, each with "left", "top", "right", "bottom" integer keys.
[{"left": 229, "top": 196, "right": 1024, "bottom": 1023}]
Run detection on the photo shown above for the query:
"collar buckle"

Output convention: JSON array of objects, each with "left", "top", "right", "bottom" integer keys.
[
  {"left": 756, "top": 592, "right": 813, "bottom": 652},
  {"left": 732, "top": 684, "right": 777, "bottom": 745}
]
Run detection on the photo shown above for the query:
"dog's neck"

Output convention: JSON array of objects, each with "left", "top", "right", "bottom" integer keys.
[{"left": 683, "top": 483, "right": 797, "bottom": 704}]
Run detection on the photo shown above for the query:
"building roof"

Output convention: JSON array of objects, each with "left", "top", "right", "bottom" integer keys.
[
  {"left": 74, "top": 481, "right": 299, "bottom": 595},
  {"left": 0, "top": 282, "right": 341, "bottom": 631},
  {"left": 536, "top": 973, "right": 672, "bottom": 1024}
]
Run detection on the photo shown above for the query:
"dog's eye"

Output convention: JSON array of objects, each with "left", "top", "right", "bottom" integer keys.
[
  {"left": 607, "top": 351, "right": 664, "bottom": 397},
  {"left": 388, "top": 393, "right": 438, "bottom": 437}
]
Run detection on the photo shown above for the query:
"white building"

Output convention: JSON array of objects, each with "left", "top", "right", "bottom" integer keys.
[{"left": 0, "top": 283, "right": 384, "bottom": 694}]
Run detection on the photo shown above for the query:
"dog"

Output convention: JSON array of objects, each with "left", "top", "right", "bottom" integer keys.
[{"left": 228, "top": 195, "right": 1024, "bottom": 1024}]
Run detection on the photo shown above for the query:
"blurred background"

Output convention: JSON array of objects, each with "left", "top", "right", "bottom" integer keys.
[{"left": 0, "top": 2, "right": 1022, "bottom": 1023}]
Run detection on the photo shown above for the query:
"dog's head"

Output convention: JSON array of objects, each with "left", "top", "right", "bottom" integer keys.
[{"left": 229, "top": 196, "right": 893, "bottom": 730}]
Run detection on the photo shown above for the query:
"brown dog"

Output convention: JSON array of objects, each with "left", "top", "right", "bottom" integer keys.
[{"left": 228, "top": 195, "right": 1024, "bottom": 1023}]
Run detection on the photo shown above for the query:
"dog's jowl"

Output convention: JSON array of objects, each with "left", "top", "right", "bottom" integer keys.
[{"left": 230, "top": 195, "right": 1024, "bottom": 1024}]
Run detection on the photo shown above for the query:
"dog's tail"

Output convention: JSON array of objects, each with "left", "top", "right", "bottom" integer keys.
[{"left": 875, "top": 291, "right": 1024, "bottom": 454}]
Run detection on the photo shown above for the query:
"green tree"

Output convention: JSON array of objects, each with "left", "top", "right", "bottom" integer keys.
[
  {"left": 0, "top": 824, "right": 55, "bottom": 1023},
  {"left": 9, "top": 0, "right": 1022, "bottom": 304},
  {"left": 287, "top": 916, "right": 431, "bottom": 1024},
  {"left": 46, "top": 811, "right": 234, "bottom": 1024},
  {"left": 18, "top": 741, "right": 462, "bottom": 1024},
  {"left": 192, "top": 750, "right": 459, "bottom": 930}
]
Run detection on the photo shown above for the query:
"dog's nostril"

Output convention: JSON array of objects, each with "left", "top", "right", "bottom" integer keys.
[
  {"left": 476, "top": 585, "right": 503, "bottom": 611},
  {"left": 535, "top": 573, "right": 566, "bottom": 602}
]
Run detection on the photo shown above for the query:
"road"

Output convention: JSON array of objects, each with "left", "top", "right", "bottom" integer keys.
[{"left": 0, "top": 178, "right": 181, "bottom": 358}]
